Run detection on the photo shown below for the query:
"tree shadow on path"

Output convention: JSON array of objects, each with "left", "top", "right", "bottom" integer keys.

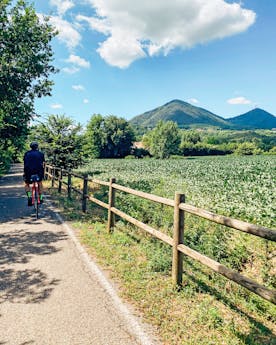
[
  {"left": 0, "top": 268, "right": 59, "bottom": 304},
  {"left": 0, "top": 229, "right": 67, "bottom": 304},
  {"left": 0, "top": 229, "right": 67, "bottom": 265}
]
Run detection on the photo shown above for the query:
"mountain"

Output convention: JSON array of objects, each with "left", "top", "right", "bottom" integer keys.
[
  {"left": 130, "top": 100, "right": 276, "bottom": 130},
  {"left": 228, "top": 108, "right": 276, "bottom": 129},
  {"left": 130, "top": 100, "right": 231, "bottom": 129}
]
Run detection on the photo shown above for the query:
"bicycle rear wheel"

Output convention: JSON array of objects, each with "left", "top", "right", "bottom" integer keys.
[{"left": 34, "top": 191, "right": 39, "bottom": 219}]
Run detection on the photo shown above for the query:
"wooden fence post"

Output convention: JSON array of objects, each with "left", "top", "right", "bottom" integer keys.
[
  {"left": 44, "top": 164, "right": 47, "bottom": 180},
  {"left": 51, "top": 167, "right": 55, "bottom": 187},
  {"left": 107, "top": 178, "right": 116, "bottom": 233},
  {"left": 58, "top": 169, "right": 63, "bottom": 193},
  {"left": 82, "top": 174, "right": 88, "bottom": 212},
  {"left": 67, "top": 171, "right": 72, "bottom": 200},
  {"left": 172, "top": 192, "right": 185, "bottom": 286}
]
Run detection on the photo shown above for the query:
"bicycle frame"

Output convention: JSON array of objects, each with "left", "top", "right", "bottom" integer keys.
[{"left": 30, "top": 175, "right": 40, "bottom": 219}]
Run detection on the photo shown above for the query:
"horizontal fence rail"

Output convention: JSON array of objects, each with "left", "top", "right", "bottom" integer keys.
[
  {"left": 45, "top": 164, "right": 276, "bottom": 304},
  {"left": 179, "top": 203, "right": 276, "bottom": 241}
]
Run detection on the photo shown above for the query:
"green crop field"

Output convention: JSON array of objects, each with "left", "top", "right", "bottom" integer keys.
[{"left": 80, "top": 155, "right": 275, "bottom": 228}]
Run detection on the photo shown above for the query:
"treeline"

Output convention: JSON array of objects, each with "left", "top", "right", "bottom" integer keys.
[
  {"left": 27, "top": 115, "right": 276, "bottom": 169},
  {"left": 29, "top": 114, "right": 135, "bottom": 169},
  {"left": 141, "top": 121, "right": 276, "bottom": 158}
]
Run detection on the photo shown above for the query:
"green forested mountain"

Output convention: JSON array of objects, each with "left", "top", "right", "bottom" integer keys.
[
  {"left": 228, "top": 108, "right": 276, "bottom": 129},
  {"left": 130, "top": 100, "right": 276, "bottom": 130},
  {"left": 130, "top": 100, "right": 231, "bottom": 129}
]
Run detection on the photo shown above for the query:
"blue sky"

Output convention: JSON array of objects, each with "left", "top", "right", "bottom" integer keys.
[{"left": 33, "top": 0, "right": 276, "bottom": 125}]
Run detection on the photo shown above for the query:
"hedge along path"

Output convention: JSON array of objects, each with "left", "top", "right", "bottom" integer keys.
[{"left": 45, "top": 164, "right": 276, "bottom": 305}]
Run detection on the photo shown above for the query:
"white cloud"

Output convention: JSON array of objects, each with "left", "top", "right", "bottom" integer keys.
[
  {"left": 83, "top": 99, "right": 89, "bottom": 104},
  {"left": 66, "top": 54, "right": 91, "bottom": 68},
  {"left": 62, "top": 66, "right": 80, "bottom": 74},
  {"left": 79, "top": 0, "right": 256, "bottom": 68},
  {"left": 97, "top": 36, "right": 146, "bottom": 68},
  {"left": 72, "top": 84, "right": 85, "bottom": 91},
  {"left": 227, "top": 96, "right": 252, "bottom": 105},
  {"left": 76, "top": 15, "right": 111, "bottom": 35},
  {"left": 187, "top": 98, "right": 199, "bottom": 104},
  {"left": 51, "top": 103, "right": 63, "bottom": 109},
  {"left": 50, "top": 0, "right": 74, "bottom": 16},
  {"left": 49, "top": 16, "right": 81, "bottom": 49}
]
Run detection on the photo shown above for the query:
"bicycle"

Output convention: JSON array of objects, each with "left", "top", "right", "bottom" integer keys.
[{"left": 30, "top": 174, "right": 41, "bottom": 219}]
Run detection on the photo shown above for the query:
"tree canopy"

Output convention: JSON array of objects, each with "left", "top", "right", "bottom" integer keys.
[
  {"left": 0, "top": 0, "right": 57, "bottom": 170},
  {"left": 84, "top": 115, "right": 135, "bottom": 158},
  {"left": 143, "top": 121, "right": 181, "bottom": 158},
  {"left": 30, "top": 115, "right": 84, "bottom": 169}
]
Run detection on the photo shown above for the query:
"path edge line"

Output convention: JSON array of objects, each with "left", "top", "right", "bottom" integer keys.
[{"left": 54, "top": 212, "right": 158, "bottom": 345}]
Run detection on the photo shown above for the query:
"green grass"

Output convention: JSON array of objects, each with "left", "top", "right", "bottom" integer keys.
[{"left": 78, "top": 220, "right": 276, "bottom": 345}]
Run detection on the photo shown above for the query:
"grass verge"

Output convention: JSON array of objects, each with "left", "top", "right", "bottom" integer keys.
[{"left": 46, "top": 183, "right": 276, "bottom": 345}]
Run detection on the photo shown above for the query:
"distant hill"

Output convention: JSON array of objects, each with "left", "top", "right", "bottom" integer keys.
[
  {"left": 130, "top": 100, "right": 276, "bottom": 130},
  {"left": 130, "top": 100, "right": 231, "bottom": 129},
  {"left": 228, "top": 108, "right": 276, "bottom": 129}
]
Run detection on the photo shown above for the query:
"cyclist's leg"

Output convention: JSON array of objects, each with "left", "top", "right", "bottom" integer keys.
[
  {"left": 24, "top": 173, "right": 31, "bottom": 192},
  {"left": 38, "top": 181, "right": 43, "bottom": 194},
  {"left": 24, "top": 178, "right": 33, "bottom": 206},
  {"left": 24, "top": 182, "right": 31, "bottom": 193}
]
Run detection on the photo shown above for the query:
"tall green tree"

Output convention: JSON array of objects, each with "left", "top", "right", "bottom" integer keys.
[
  {"left": 84, "top": 114, "right": 105, "bottom": 158},
  {"left": 85, "top": 115, "right": 135, "bottom": 158},
  {"left": 31, "top": 115, "right": 84, "bottom": 169},
  {"left": 143, "top": 121, "right": 180, "bottom": 158},
  {"left": 0, "top": 0, "right": 57, "bottom": 167}
]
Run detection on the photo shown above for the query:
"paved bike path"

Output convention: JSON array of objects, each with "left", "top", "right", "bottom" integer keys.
[{"left": 0, "top": 165, "right": 159, "bottom": 345}]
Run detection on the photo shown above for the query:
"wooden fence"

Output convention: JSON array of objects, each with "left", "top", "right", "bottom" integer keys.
[{"left": 44, "top": 164, "right": 276, "bottom": 305}]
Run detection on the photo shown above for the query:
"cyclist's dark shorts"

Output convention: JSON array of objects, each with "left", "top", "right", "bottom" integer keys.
[{"left": 24, "top": 173, "right": 44, "bottom": 184}]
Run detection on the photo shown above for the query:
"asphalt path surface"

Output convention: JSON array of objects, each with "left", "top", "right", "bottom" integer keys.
[{"left": 0, "top": 165, "right": 160, "bottom": 345}]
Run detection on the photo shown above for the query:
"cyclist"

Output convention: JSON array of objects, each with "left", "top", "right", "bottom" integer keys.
[{"left": 23, "top": 141, "right": 45, "bottom": 206}]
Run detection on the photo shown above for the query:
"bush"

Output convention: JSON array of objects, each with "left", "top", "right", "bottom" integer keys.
[
  {"left": 268, "top": 146, "right": 276, "bottom": 155},
  {"left": 131, "top": 147, "right": 150, "bottom": 158},
  {"left": 180, "top": 142, "right": 230, "bottom": 156},
  {"left": 0, "top": 143, "right": 16, "bottom": 174},
  {"left": 235, "top": 142, "right": 263, "bottom": 155}
]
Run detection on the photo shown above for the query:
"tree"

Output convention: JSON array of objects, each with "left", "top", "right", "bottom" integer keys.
[
  {"left": 30, "top": 115, "right": 84, "bottom": 169},
  {"left": 83, "top": 114, "right": 105, "bottom": 158},
  {"left": 0, "top": 0, "right": 57, "bottom": 167},
  {"left": 181, "top": 130, "right": 202, "bottom": 145},
  {"left": 84, "top": 115, "right": 135, "bottom": 158},
  {"left": 143, "top": 121, "right": 180, "bottom": 158}
]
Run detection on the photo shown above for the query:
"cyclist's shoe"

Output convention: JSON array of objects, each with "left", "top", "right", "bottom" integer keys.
[{"left": 27, "top": 197, "right": 32, "bottom": 206}]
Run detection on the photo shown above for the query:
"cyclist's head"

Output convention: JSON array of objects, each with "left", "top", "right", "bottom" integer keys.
[{"left": 30, "top": 141, "right": 39, "bottom": 150}]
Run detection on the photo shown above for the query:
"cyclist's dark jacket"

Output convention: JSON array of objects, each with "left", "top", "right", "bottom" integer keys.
[{"left": 24, "top": 149, "right": 45, "bottom": 181}]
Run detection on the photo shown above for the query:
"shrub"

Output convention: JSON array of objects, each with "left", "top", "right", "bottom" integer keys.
[{"left": 235, "top": 142, "right": 262, "bottom": 155}]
